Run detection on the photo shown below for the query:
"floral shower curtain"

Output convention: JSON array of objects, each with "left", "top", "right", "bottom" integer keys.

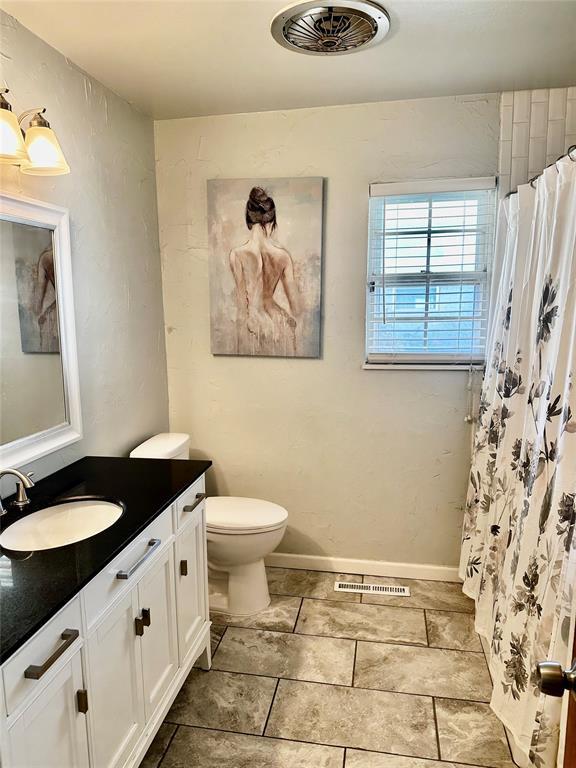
[{"left": 459, "top": 154, "right": 576, "bottom": 768}]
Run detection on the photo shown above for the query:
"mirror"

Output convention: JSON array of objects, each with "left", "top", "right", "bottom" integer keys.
[{"left": 0, "top": 194, "right": 81, "bottom": 467}]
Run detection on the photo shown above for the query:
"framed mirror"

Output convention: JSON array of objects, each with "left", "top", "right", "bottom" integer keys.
[{"left": 0, "top": 193, "right": 82, "bottom": 467}]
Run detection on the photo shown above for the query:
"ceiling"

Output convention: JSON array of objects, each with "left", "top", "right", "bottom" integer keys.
[{"left": 4, "top": 0, "right": 576, "bottom": 119}]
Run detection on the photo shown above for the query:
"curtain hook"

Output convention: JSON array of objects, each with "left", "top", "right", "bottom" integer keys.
[
  {"left": 567, "top": 145, "right": 576, "bottom": 161},
  {"left": 529, "top": 175, "right": 538, "bottom": 189}
]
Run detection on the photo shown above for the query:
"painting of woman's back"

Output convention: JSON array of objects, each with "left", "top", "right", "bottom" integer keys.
[{"left": 208, "top": 177, "right": 323, "bottom": 358}]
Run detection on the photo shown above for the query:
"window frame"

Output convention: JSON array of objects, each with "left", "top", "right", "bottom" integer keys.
[{"left": 364, "top": 176, "right": 497, "bottom": 371}]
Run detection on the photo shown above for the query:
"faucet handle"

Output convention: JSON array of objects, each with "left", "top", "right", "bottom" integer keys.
[{"left": 14, "top": 476, "right": 34, "bottom": 507}]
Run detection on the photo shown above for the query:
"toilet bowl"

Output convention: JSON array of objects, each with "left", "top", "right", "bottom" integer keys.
[
  {"left": 129, "top": 433, "right": 288, "bottom": 617},
  {"left": 206, "top": 497, "right": 288, "bottom": 616}
]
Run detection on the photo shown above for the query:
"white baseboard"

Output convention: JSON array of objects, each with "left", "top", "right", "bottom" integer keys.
[{"left": 265, "top": 552, "right": 461, "bottom": 583}]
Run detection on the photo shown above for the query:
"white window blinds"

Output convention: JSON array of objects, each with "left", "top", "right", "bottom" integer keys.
[{"left": 366, "top": 178, "right": 496, "bottom": 366}]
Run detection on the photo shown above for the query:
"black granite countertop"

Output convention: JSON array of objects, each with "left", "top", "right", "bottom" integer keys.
[{"left": 0, "top": 456, "right": 211, "bottom": 665}]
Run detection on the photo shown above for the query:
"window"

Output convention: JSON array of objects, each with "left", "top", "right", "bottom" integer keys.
[{"left": 366, "top": 178, "right": 496, "bottom": 367}]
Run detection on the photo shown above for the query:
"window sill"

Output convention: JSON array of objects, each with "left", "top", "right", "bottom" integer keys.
[{"left": 362, "top": 362, "right": 485, "bottom": 372}]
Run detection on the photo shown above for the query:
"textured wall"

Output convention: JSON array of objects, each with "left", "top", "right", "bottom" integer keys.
[
  {"left": 155, "top": 94, "right": 500, "bottom": 567},
  {"left": 499, "top": 86, "right": 576, "bottom": 195},
  {"left": 0, "top": 12, "right": 169, "bottom": 479}
]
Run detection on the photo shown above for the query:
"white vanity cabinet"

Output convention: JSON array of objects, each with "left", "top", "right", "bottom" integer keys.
[
  {"left": 0, "top": 473, "right": 210, "bottom": 768},
  {"left": 85, "top": 591, "right": 145, "bottom": 768},
  {"left": 6, "top": 648, "right": 90, "bottom": 768},
  {"left": 174, "top": 478, "right": 209, "bottom": 666},
  {"left": 138, "top": 545, "right": 179, "bottom": 719}
]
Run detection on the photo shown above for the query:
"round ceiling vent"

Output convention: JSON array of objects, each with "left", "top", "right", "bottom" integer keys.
[{"left": 271, "top": 1, "right": 390, "bottom": 56}]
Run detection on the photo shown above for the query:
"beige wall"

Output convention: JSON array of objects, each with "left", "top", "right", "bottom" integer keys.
[
  {"left": 0, "top": 12, "right": 169, "bottom": 479},
  {"left": 155, "top": 94, "right": 500, "bottom": 567}
]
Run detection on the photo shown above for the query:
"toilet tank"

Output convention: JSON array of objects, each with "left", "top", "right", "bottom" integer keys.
[{"left": 129, "top": 433, "right": 190, "bottom": 460}]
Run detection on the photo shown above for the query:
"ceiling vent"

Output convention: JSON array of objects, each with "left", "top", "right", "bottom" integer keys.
[{"left": 271, "top": 1, "right": 390, "bottom": 56}]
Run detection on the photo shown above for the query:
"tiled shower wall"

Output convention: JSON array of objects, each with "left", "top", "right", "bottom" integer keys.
[{"left": 498, "top": 86, "right": 576, "bottom": 195}]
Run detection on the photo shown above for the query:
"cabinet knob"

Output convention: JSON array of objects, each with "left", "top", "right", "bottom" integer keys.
[
  {"left": 180, "top": 559, "right": 188, "bottom": 577},
  {"left": 77, "top": 689, "right": 89, "bottom": 714}
]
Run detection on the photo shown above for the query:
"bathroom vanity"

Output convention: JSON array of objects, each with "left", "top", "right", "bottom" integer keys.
[{"left": 0, "top": 456, "right": 212, "bottom": 768}]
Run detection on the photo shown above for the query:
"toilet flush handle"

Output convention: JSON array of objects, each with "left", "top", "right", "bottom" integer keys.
[{"left": 183, "top": 493, "right": 206, "bottom": 514}]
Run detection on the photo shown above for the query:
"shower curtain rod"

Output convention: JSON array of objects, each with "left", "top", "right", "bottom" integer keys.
[{"left": 504, "top": 144, "right": 576, "bottom": 199}]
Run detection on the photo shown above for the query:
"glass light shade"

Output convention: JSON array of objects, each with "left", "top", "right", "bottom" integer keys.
[
  {"left": 21, "top": 125, "right": 70, "bottom": 175},
  {"left": 0, "top": 108, "right": 28, "bottom": 164}
]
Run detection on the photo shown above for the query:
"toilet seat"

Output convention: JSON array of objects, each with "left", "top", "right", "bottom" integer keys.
[{"left": 206, "top": 497, "right": 288, "bottom": 535}]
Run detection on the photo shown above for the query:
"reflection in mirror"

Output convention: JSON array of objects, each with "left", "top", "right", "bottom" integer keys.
[{"left": 0, "top": 219, "right": 66, "bottom": 445}]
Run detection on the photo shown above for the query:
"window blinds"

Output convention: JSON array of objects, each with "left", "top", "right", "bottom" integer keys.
[{"left": 366, "top": 178, "right": 497, "bottom": 366}]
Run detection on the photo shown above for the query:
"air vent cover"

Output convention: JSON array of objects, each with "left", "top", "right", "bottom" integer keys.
[{"left": 271, "top": 1, "right": 390, "bottom": 56}]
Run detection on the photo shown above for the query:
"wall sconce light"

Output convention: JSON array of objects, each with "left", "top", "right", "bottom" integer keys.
[
  {"left": 0, "top": 89, "right": 28, "bottom": 165},
  {"left": 20, "top": 109, "right": 70, "bottom": 176},
  {"left": 0, "top": 88, "right": 70, "bottom": 175}
]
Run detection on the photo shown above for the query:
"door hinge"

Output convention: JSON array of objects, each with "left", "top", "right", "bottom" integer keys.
[
  {"left": 135, "top": 616, "right": 145, "bottom": 636},
  {"left": 77, "top": 689, "right": 89, "bottom": 714},
  {"left": 180, "top": 559, "right": 188, "bottom": 576}
]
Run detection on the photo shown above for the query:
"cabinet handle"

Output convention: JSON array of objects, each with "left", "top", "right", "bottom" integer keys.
[
  {"left": 180, "top": 559, "right": 188, "bottom": 576},
  {"left": 116, "top": 538, "right": 161, "bottom": 580},
  {"left": 77, "top": 689, "right": 89, "bottom": 714},
  {"left": 142, "top": 608, "right": 151, "bottom": 627},
  {"left": 183, "top": 493, "right": 206, "bottom": 514},
  {"left": 24, "top": 629, "right": 80, "bottom": 680}
]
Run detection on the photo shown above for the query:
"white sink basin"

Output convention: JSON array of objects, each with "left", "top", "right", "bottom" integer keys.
[{"left": 0, "top": 498, "right": 124, "bottom": 552}]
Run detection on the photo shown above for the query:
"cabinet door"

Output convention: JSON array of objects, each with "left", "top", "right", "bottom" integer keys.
[
  {"left": 87, "top": 590, "right": 145, "bottom": 768},
  {"left": 138, "top": 545, "right": 178, "bottom": 720},
  {"left": 175, "top": 508, "right": 208, "bottom": 664},
  {"left": 7, "top": 648, "right": 89, "bottom": 768}
]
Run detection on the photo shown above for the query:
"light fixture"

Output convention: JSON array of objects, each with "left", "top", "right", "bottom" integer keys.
[
  {"left": 20, "top": 110, "right": 70, "bottom": 176},
  {"left": 0, "top": 89, "right": 28, "bottom": 165},
  {"left": 0, "top": 87, "right": 70, "bottom": 175}
]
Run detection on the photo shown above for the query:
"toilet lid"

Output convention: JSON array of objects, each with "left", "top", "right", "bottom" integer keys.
[{"left": 206, "top": 497, "right": 288, "bottom": 534}]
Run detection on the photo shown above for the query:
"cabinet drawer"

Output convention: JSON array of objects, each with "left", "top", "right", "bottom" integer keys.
[
  {"left": 174, "top": 475, "right": 206, "bottom": 530},
  {"left": 83, "top": 509, "right": 173, "bottom": 630},
  {"left": 2, "top": 596, "right": 82, "bottom": 717}
]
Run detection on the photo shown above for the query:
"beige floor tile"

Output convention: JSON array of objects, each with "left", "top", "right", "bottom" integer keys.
[
  {"left": 162, "top": 726, "right": 344, "bottom": 767},
  {"left": 346, "top": 751, "right": 471, "bottom": 768},
  {"left": 354, "top": 642, "right": 492, "bottom": 701},
  {"left": 266, "top": 679, "right": 437, "bottom": 758},
  {"left": 213, "top": 626, "right": 355, "bottom": 684},
  {"left": 435, "top": 699, "right": 514, "bottom": 768},
  {"left": 296, "top": 598, "right": 427, "bottom": 645},
  {"left": 167, "top": 669, "right": 277, "bottom": 734},
  {"left": 210, "top": 624, "right": 226, "bottom": 655},
  {"left": 210, "top": 595, "right": 302, "bottom": 632},
  {"left": 267, "top": 567, "right": 362, "bottom": 601},
  {"left": 426, "top": 610, "right": 482, "bottom": 652},
  {"left": 139, "top": 722, "right": 177, "bottom": 768},
  {"left": 361, "top": 577, "right": 474, "bottom": 613}
]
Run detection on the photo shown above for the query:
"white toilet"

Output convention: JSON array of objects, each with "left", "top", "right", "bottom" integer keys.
[{"left": 130, "top": 433, "right": 288, "bottom": 617}]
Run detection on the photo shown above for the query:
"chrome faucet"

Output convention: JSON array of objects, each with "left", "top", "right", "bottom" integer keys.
[{"left": 0, "top": 469, "right": 35, "bottom": 516}]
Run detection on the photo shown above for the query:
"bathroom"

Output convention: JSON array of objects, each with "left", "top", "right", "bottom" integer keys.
[{"left": 0, "top": 1, "right": 574, "bottom": 766}]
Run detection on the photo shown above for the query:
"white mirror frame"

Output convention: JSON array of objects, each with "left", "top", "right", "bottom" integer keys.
[{"left": 0, "top": 193, "right": 82, "bottom": 468}]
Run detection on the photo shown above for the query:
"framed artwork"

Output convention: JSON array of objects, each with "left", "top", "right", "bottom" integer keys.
[{"left": 207, "top": 177, "right": 323, "bottom": 357}]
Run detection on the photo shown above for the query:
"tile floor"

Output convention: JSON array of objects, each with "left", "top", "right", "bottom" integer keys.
[{"left": 141, "top": 568, "right": 516, "bottom": 768}]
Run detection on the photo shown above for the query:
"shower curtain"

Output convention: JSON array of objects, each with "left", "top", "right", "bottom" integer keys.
[{"left": 459, "top": 154, "right": 576, "bottom": 768}]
